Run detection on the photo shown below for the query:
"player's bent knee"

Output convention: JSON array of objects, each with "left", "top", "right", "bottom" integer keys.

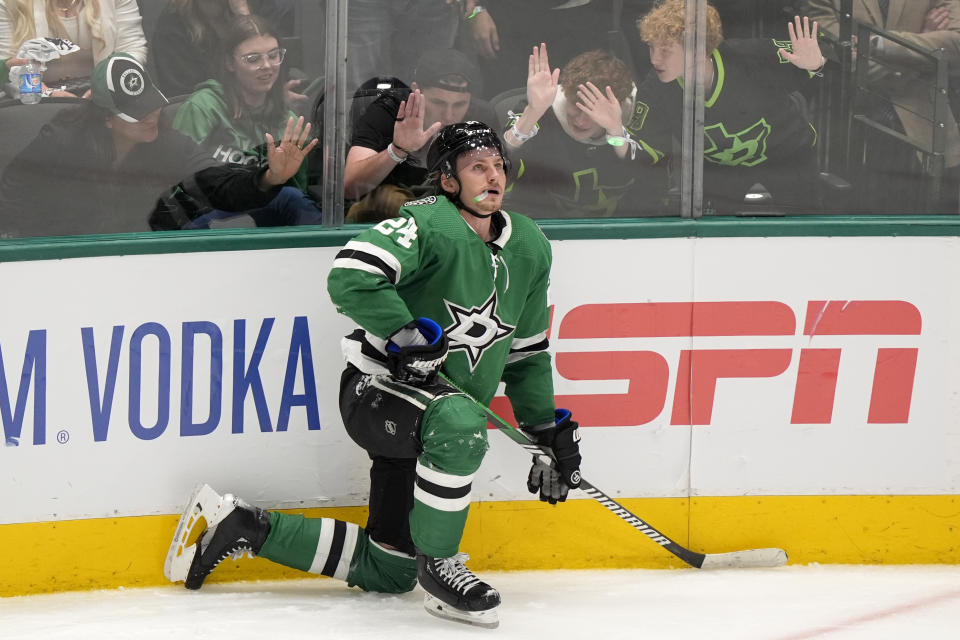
[
  {"left": 346, "top": 537, "right": 418, "bottom": 594},
  {"left": 419, "top": 393, "right": 490, "bottom": 476}
]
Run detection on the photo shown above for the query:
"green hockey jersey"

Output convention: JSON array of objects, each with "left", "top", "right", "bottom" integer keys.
[{"left": 327, "top": 195, "right": 556, "bottom": 428}]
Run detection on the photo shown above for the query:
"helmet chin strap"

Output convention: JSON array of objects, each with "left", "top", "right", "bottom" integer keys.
[{"left": 445, "top": 175, "right": 496, "bottom": 219}]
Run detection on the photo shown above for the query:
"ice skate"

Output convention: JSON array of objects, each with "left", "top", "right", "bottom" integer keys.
[
  {"left": 163, "top": 484, "right": 271, "bottom": 589},
  {"left": 417, "top": 551, "right": 500, "bottom": 629}
]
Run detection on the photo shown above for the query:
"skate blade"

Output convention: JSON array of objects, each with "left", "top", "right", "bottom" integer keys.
[
  {"left": 163, "top": 484, "right": 227, "bottom": 582},
  {"left": 423, "top": 594, "right": 499, "bottom": 629}
]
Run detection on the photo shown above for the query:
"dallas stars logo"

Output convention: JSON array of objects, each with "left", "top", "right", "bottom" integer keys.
[
  {"left": 119, "top": 68, "right": 145, "bottom": 96},
  {"left": 703, "top": 119, "right": 771, "bottom": 167},
  {"left": 444, "top": 291, "right": 514, "bottom": 370}
]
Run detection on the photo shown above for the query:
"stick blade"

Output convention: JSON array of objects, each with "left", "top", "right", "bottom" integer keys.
[{"left": 699, "top": 547, "right": 788, "bottom": 570}]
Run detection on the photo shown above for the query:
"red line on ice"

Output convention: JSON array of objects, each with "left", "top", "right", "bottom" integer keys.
[{"left": 776, "top": 587, "right": 960, "bottom": 640}]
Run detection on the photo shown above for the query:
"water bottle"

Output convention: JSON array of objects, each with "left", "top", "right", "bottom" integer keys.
[{"left": 18, "top": 59, "right": 43, "bottom": 104}]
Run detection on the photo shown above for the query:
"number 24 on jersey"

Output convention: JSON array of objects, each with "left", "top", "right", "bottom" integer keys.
[{"left": 374, "top": 217, "right": 419, "bottom": 249}]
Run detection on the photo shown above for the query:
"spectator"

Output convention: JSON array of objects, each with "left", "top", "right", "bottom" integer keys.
[
  {"left": 150, "top": 0, "right": 297, "bottom": 98},
  {"left": 804, "top": 0, "right": 960, "bottom": 213},
  {"left": 344, "top": 48, "right": 495, "bottom": 222},
  {"left": 346, "top": 0, "right": 461, "bottom": 95},
  {"left": 0, "top": 53, "right": 316, "bottom": 237},
  {"left": 0, "top": 0, "right": 147, "bottom": 98},
  {"left": 502, "top": 44, "right": 663, "bottom": 219},
  {"left": 465, "top": 0, "right": 788, "bottom": 100},
  {"left": 171, "top": 14, "right": 321, "bottom": 227},
  {"left": 632, "top": 1, "right": 827, "bottom": 214}
]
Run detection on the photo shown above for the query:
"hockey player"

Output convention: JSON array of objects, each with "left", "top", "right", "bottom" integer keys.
[{"left": 164, "top": 121, "right": 582, "bottom": 629}]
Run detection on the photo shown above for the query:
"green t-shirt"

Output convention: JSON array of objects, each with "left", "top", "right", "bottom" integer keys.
[{"left": 172, "top": 79, "right": 308, "bottom": 191}]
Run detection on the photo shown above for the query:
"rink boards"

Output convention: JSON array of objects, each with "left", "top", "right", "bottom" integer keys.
[{"left": 1, "top": 231, "right": 959, "bottom": 595}]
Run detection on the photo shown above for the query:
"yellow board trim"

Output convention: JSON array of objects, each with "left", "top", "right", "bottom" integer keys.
[{"left": 1, "top": 495, "right": 958, "bottom": 597}]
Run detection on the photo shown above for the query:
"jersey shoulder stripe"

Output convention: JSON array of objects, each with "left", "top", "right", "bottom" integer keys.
[{"left": 333, "top": 240, "right": 402, "bottom": 283}]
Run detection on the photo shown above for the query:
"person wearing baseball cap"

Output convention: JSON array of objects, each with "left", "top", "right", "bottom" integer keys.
[
  {"left": 411, "top": 47, "right": 483, "bottom": 97},
  {"left": 83, "top": 53, "right": 172, "bottom": 156},
  {"left": 344, "top": 48, "right": 496, "bottom": 222},
  {"left": 0, "top": 51, "right": 317, "bottom": 237},
  {"left": 91, "top": 52, "right": 169, "bottom": 125}
]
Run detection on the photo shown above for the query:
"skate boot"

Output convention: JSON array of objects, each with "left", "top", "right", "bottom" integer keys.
[
  {"left": 417, "top": 551, "right": 501, "bottom": 629},
  {"left": 163, "top": 484, "right": 271, "bottom": 589}
]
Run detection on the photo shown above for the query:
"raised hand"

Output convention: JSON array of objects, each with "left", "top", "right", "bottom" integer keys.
[
  {"left": 576, "top": 82, "right": 623, "bottom": 136},
  {"left": 392, "top": 87, "right": 443, "bottom": 154},
  {"left": 779, "top": 15, "right": 825, "bottom": 71},
  {"left": 526, "top": 43, "right": 560, "bottom": 117},
  {"left": 263, "top": 115, "right": 317, "bottom": 186}
]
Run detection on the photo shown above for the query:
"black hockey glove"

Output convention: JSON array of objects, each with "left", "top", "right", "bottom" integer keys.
[
  {"left": 524, "top": 409, "right": 582, "bottom": 504},
  {"left": 526, "top": 456, "right": 569, "bottom": 504},
  {"left": 386, "top": 317, "right": 448, "bottom": 384}
]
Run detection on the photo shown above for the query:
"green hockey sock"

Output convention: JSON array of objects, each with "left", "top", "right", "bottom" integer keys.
[
  {"left": 409, "top": 393, "right": 489, "bottom": 557},
  {"left": 410, "top": 460, "right": 474, "bottom": 558},
  {"left": 258, "top": 513, "right": 416, "bottom": 593},
  {"left": 258, "top": 512, "right": 361, "bottom": 580},
  {"left": 346, "top": 538, "right": 417, "bottom": 594}
]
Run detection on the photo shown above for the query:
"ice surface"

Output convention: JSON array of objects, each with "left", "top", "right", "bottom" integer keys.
[{"left": 2, "top": 566, "right": 960, "bottom": 639}]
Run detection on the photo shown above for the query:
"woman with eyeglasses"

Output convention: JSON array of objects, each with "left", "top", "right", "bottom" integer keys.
[
  {"left": 171, "top": 14, "right": 321, "bottom": 227},
  {"left": 151, "top": 0, "right": 295, "bottom": 98}
]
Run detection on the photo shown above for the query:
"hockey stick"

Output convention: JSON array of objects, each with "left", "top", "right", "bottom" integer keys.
[{"left": 439, "top": 373, "right": 788, "bottom": 570}]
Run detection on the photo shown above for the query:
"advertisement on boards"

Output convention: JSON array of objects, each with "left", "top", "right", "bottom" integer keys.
[{"left": 1, "top": 236, "right": 956, "bottom": 525}]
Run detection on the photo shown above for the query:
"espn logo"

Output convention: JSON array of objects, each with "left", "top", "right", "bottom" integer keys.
[{"left": 495, "top": 300, "right": 921, "bottom": 427}]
